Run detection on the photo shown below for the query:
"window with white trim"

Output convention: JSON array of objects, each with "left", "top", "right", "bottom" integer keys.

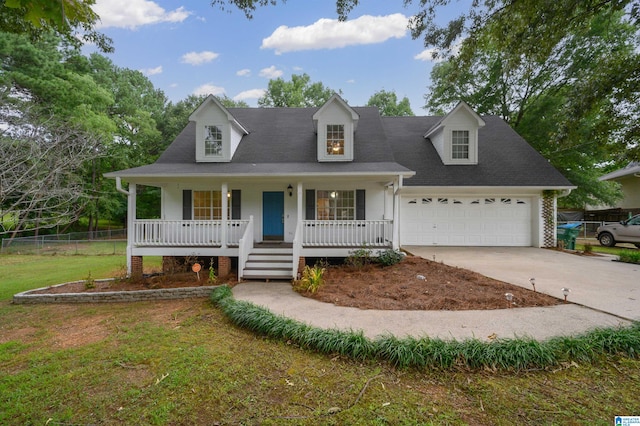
[
  {"left": 193, "top": 190, "right": 230, "bottom": 219},
  {"left": 316, "top": 190, "right": 354, "bottom": 220},
  {"left": 451, "top": 130, "right": 469, "bottom": 159},
  {"left": 326, "top": 124, "right": 345, "bottom": 155},
  {"left": 204, "top": 125, "right": 223, "bottom": 156}
]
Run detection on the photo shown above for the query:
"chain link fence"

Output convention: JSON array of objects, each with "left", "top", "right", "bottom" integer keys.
[{"left": 1, "top": 229, "right": 126, "bottom": 255}]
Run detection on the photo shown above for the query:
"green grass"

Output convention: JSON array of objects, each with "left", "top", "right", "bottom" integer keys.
[
  {"left": 0, "top": 254, "right": 161, "bottom": 300},
  {"left": 618, "top": 250, "right": 640, "bottom": 264},
  {"left": 576, "top": 240, "right": 638, "bottom": 255},
  {"left": 1, "top": 255, "right": 639, "bottom": 424}
]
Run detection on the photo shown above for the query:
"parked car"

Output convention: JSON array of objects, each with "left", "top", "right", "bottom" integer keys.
[{"left": 596, "top": 214, "right": 640, "bottom": 248}]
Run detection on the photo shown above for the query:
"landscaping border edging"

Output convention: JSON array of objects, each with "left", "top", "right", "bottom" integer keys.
[{"left": 13, "top": 279, "right": 218, "bottom": 304}]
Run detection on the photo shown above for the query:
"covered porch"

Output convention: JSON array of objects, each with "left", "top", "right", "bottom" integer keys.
[{"left": 118, "top": 178, "right": 401, "bottom": 279}]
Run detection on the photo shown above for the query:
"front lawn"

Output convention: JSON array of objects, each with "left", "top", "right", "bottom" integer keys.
[{"left": 0, "top": 254, "right": 638, "bottom": 424}]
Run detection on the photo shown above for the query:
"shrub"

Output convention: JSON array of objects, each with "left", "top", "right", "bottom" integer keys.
[
  {"left": 295, "top": 264, "right": 325, "bottom": 294},
  {"left": 345, "top": 246, "right": 374, "bottom": 269},
  {"left": 376, "top": 249, "right": 404, "bottom": 267},
  {"left": 618, "top": 250, "right": 640, "bottom": 264}
]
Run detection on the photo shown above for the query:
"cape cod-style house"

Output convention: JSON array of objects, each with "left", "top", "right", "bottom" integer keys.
[{"left": 105, "top": 94, "right": 574, "bottom": 280}]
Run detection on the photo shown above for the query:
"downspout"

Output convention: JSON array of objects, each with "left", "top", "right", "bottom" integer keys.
[{"left": 115, "top": 177, "right": 130, "bottom": 195}]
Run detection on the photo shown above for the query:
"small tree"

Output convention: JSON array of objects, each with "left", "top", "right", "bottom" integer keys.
[{"left": 0, "top": 97, "right": 103, "bottom": 242}]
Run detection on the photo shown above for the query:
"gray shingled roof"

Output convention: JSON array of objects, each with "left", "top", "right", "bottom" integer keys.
[
  {"left": 383, "top": 115, "right": 572, "bottom": 187},
  {"left": 106, "top": 106, "right": 573, "bottom": 188}
]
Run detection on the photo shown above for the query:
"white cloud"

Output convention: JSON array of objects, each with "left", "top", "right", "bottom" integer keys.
[
  {"left": 259, "top": 66, "right": 283, "bottom": 79},
  {"left": 169, "top": 83, "right": 178, "bottom": 88},
  {"left": 414, "top": 48, "right": 440, "bottom": 62},
  {"left": 94, "top": 0, "right": 190, "bottom": 29},
  {"left": 346, "top": 79, "right": 356, "bottom": 84},
  {"left": 140, "top": 66, "right": 163, "bottom": 76},
  {"left": 193, "top": 84, "right": 225, "bottom": 97},
  {"left": 234, "top": 89, "right": 266, "bottom": 101},
  {"left": 261, "top": 13, "right": 408, "bottom": 54},
  {"left": 236, "top": 69, "right": 251, "bottom": 77},
  {"left": 181, "top": 51, "right": 219, "bottom": 65}
]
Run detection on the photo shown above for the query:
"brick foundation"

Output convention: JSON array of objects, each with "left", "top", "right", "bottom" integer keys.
[
  {"left": 218, "top": 256, "right": 231, "bottom": 279},
  {"left": 131, "top": 256, "right": 143, "bottom": 277}
]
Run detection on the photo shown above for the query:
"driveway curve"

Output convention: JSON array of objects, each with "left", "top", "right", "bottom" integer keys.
[{"left": 232, "top": 247, "right": 639, "bottom": 341}]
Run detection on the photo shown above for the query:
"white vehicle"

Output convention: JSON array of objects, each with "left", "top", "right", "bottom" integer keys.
[{"left": 596, "top": 214, "right": 640, "bottom": 248}]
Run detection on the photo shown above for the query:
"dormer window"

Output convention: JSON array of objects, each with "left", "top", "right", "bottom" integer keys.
[
  {"left": 191, "top": 95, "right": 249, "bottom": 163},
  {"left": 204, "top": 125, "right": 223, "bottom": 157},
  {"left": 424, "top": 101, "right": 485, "bottom": 165},
  {"left": 326, "top": 124, "right": 345, "bottom": 155},
  {"left": 313, "top": 94, "right": 359, "bottom": 162},
  {"left": 451, "top": 130, "right": 469, "bottom": 160}
]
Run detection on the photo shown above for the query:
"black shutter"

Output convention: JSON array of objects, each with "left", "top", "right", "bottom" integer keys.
[
  {"left": 182, "top": 190, "right": 192, "bottom": 220},
  {"left": 356, "top": 189, "right": 365, "bottom": 220},
  {"left": 231, "top": 189, "right": 241, "bottom": 219},
  {"left": 305, "top": 189, "right": 315, "bottom": 220}
]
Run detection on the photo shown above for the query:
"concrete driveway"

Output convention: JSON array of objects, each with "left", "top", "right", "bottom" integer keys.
[{"left": 404, "top": 246, "right": 640, "bottom": 321}]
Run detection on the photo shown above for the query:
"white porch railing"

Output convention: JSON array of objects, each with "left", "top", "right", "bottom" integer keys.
[
  {"left": 133, "top": 220, "right": 249, "bottom": 247},
  {"left": 302, "top": 220, "right": 393, "bottom": 247},
  {"left": 238, "top": 216, "right": 254, "bottom": 280}
]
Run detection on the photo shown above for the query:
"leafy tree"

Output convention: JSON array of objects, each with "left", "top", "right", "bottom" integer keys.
[
  {"left": 366, "top": 90, "right": 413, "bottom": 116},
  {"left": 258, "top": 73, "right": 339, "bottom": 108},
  {"left": 425, "top": 11, "right": 637, "bottom": 208},
  {"left": 0, "top": 0, "right": 112, "bottom": 52},
  {"left": 211, "top": 1, "right": 639, "bottom": 56}
]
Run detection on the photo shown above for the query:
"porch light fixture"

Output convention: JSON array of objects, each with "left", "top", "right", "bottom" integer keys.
[
  {"left": 330, "top": 191, "right": 337, "bottom": 198},
  {"left": 287, "top": 184, "right": 293, "bottom": 197},
  {"left": 561, "top": 287, "right": 570, "bottom": 303}
]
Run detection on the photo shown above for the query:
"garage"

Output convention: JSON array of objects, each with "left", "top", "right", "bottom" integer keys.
[{"left": 400, "top": 196, "right": 532, "bottom": 246}]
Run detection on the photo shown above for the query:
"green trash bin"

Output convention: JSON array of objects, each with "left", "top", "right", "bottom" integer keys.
[{"left": 557, "top": 224, "right": 581, "bottom": 250}]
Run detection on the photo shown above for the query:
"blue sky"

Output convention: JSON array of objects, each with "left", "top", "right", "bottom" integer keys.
[{"left": 88, "top": 0, "right": 464, "bottom": 114}]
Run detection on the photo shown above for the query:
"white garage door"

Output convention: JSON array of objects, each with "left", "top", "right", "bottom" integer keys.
[{"left": 401, "top": 196, "right": 532, "bottom": 246}]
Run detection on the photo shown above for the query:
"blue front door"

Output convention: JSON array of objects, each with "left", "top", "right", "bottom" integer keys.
[{"left": 263, "top": 192, "right": 284, "bottom": 240}]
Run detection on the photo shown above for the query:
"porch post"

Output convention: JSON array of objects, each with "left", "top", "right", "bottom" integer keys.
[
  {"left": 127, "top": 183, "right": 137, "bottom": 275},
  {"left": 221, "top": 182, "right": 228, "bottom": 248},
  {"left": 297, "top": 182, "right": 303, "bottom": 223},
  {"left": 392, "top": 175, "right": 402, "bottom": 250}
]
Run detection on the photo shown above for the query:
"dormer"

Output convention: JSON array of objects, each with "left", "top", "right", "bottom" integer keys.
[
  {"left": 424, "top": 101, "right": 485, "bottom": 165},
  {"left": 190, "top": 95, "right": 248, "bottom": 163},
  {"left": 313, "top": 94, "right": 359, "bottom": 162}
]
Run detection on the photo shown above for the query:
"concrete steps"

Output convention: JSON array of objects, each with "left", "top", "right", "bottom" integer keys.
[{"left": 242, "top": 247, "right": 293, "bottom": 280}]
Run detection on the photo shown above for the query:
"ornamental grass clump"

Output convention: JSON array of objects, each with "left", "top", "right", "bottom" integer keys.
[
  {"left": 210, "top": 286, "right": 640, "bottom": 371},
  {"left": 295, "top": 264, "right": 326, "bottom": 293}
]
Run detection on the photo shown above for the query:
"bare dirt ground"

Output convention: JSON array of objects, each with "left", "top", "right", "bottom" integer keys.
[
  {"left": 303, "top": 256, "right": 562, "bottom": 311},
  {"left": 32, "top": 255, "right": 561, "bottom": 311}
]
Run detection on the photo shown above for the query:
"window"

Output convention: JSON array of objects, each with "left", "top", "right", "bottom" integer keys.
[
  {"left": 326, "top": 124, "right": 344, "bottom": 155},
  {"left": 204, "top": 125, "right": 223, "bottom": 156},
  {"left": 316, "top": 190, "right": 354, "bottom": 220},
  {"left": 193, "top": 191, "right": 230, "bottom": 219},
  {"left": 451, "top": 130, "right": 469, "bottom": 159}
]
